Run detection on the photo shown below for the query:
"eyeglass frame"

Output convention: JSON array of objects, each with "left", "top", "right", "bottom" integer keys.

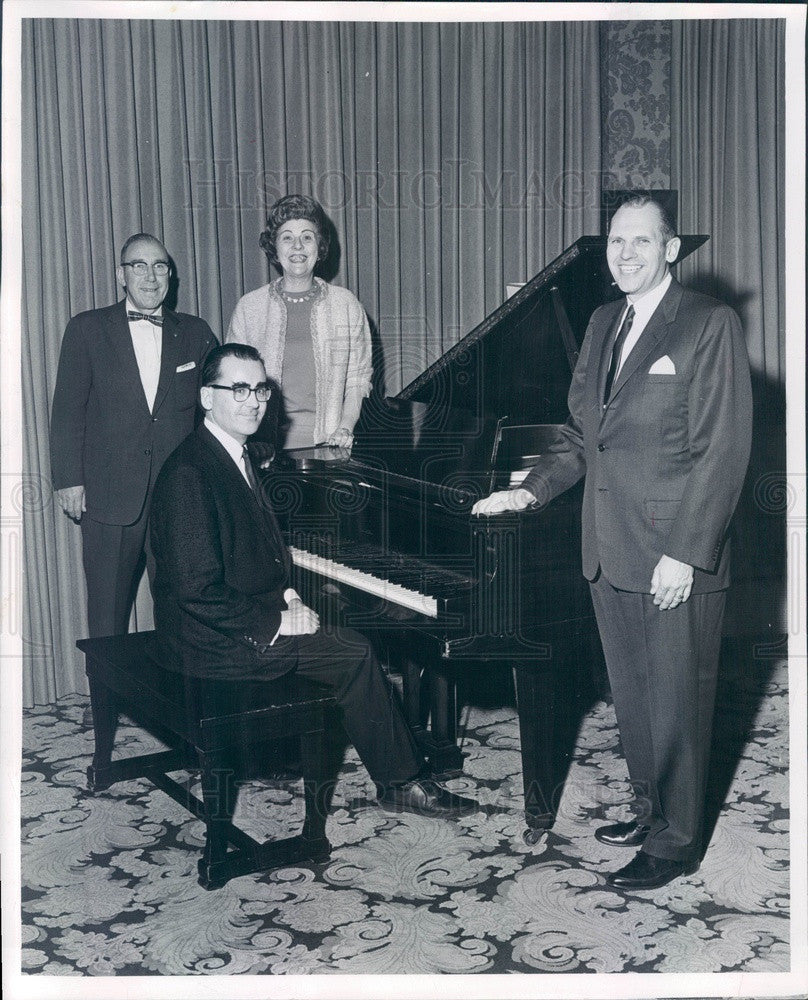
[
  {"left": 121, "top": 260, "right": 171, "bottom": 276},
  {"left": 206, "top": 382, "right": 272, "bottom": 402}
]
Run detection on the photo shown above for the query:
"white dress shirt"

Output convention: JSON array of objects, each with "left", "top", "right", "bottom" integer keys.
[
  {"left": 204, "top": 417, "right": 252, "bottom": 487},
  {"left": 126, "top": 298, "right": 163, "bottom": 411},
  {"left": 614, "top": 272, "right": 672, "bottom": 379}
]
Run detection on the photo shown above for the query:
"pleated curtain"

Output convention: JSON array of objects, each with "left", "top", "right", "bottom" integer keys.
[
  {"left": 21, "top": 18, "right": 602, "bottom": 703},
  {"left": 671, "top": 19, "right": 786, "bottom": 636}
]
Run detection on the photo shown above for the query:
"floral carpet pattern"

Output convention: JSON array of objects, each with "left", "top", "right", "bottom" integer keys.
[{"left": 21, "top": 656, "right": 789, "bottom": 976}]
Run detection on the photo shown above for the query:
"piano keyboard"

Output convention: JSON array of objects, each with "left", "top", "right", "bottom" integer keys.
[{"left": 288, "top": 545, "right": 439, "bottom": 618}]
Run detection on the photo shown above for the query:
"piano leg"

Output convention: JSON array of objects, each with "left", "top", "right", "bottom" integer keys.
[
  {"left": 513, "top": 626, "right": 586, "bottom": 842},
  {"left": 427, "top": 666, "right": 465, "bottom": 780},
  {"left": 397, "top": 654, "right": 464, "bottom": 780},
  {"left": 400, "top": 656, "right": 423, "bottom": 732},
  {"left": 514, "top": 662, "right": 557, "bottom": 841},
  {"left": 514, "top": 623, "right": 578, "bottom": 842}
]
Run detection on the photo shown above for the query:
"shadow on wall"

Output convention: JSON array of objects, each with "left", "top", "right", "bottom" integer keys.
[{"left": 684, "top": 272, "right": 787, "bottom": 640}]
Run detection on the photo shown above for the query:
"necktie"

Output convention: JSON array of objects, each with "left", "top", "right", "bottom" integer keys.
[
  {"left": 243, "top": 444, "right": 285, "bottom": 554},
  {"left": 127, "top": 310, "right": 163, "bottom": 327},
  {"left": 603, "top": 305, "right": 635, "bottom": 403},
  {"left": 241, "top": 445, "right": 260, "bottom": 493}
]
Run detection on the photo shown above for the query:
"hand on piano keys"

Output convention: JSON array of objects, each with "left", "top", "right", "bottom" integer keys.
[{"left": 472, "top": 488, "right": 535, "bottom": 516}]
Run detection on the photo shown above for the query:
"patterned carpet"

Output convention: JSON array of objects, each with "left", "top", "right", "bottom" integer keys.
[{"left": 20, "top": 652, "right": 789, "bottom": 977}]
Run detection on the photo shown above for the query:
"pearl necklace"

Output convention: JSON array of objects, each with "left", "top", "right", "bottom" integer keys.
[{"left": 281, "top": 284, "right": 318, "bottom": 304}]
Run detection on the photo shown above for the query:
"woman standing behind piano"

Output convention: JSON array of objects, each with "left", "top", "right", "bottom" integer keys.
[{"left": 226, "top": 194, "right": 372, "bottom": 451}]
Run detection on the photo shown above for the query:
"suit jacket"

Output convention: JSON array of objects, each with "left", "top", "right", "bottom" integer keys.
[
  {"left": 50, "top": 300, "right": 217, "bottom": 525},
  {"left": 149, "top": 424, "right": 299, "bottom": 679},
  {"left": 522, "top": 278, "right": 753, "bottom": 594}
]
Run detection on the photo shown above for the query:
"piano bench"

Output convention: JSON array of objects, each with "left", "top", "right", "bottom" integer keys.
[{"left": 77, "top": 632, "right": 336, "bottom": 891}]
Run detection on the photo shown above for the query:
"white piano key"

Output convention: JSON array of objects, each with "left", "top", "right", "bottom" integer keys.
[{"left": 288, "top": 546, "right": 438, "bottom": 618}]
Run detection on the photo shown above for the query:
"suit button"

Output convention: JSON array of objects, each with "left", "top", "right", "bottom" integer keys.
[
  {"left": 144, "top": 448, "right": 152, "bottom": 455},
  {"left": 597, "top": 443, "right": 606, "bottom": 452}
]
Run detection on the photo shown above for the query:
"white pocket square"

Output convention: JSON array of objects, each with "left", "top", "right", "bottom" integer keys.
[
  {"left": 648, "top": 355, "right": 676, "bottom": 375},
  {"left": 176, "top": 361, "right": 196, "bottom": 373}
]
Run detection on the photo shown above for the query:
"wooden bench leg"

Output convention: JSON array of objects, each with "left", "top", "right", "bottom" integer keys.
[
  {"left": 300, "top": 730, "right": 331, "bottom": 863},
  {"left": 197, "top": 755, "right": 240, "bottom": 890},
  {"left": 196, "top": 733, "right": 333, "bottom": 890},
  {"left": 86, "top": 673, "right": 120, "bottom": 793}
]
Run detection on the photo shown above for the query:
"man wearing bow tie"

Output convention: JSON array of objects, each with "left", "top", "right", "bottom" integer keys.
[
  {"left": 50, "top": 233, "right": 217, "bottom": 641},
  {"left": 473, "top": 196, "right": 753, "bottom": 889}
]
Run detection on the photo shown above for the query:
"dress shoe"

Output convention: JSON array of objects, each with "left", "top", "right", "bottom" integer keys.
[
  {"left": 379, "top": 778, "right": 479, "bottom": 818},
  {"left": 595, "top": 820, "right": 650, "bottom": 847},
  {"left": 606, "top": 851, "right": 699, "bottom": 890}
]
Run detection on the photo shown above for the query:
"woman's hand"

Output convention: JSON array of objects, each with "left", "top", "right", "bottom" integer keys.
[{"left": 326, "top": 427, "right": 354, "bottom": 448}]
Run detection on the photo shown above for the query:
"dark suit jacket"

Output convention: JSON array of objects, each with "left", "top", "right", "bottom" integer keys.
[
  {"left": 150, "top": 425, "right": 299, "bottom": 679},
  {"left": 522, "top": 278, "right": 753, "bottom": 594},
  {"left": 50, "top": 300, "right": 216, "bottom": 525}
]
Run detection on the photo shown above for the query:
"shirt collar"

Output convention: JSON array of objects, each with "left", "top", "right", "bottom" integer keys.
[
  {"left": 625, "top": 272, "right": 672, "bottom": 322},
  {"left": 204, "top": 417, "right": 247, "bottom": 467}
]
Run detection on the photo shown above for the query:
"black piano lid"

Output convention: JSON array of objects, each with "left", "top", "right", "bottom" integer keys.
[
  {"left": 351, "top": 234, "right": 708, "bottom": 486},
  {"left": 398, "top": 234, "right": 708, "bottom": 402}
]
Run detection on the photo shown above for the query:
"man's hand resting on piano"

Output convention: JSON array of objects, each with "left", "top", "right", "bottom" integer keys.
[
  {"left": 472, "top": 487, "right": 535, "bottom": 516},
  {"left": 279, "top": 598, "right": 320, "bottom": 635}
]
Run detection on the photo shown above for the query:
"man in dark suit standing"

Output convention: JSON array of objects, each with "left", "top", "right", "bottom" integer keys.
[
  {"left": 149, "top": 342, "right": 477, "bottom": 818},
  {"left": 473, "top": 196, "right": 753, "bottom": 889},
  {"left": 50, "top": 233, "right": 217, "bottom": 639}
]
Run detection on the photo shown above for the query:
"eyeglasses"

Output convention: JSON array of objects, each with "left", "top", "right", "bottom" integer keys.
[
  {"left": 207, "top": 383, "right": 272, "bottom": 402},
  {"left": 121, "top": 260, "right": 171, "bottom": 276}
]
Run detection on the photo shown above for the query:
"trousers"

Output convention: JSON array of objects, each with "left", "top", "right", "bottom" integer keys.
[
  {"left": 252, "top": 627, "right": 423, "bottom": 788},
  {"left": 81, "top": 506, "right": 155, "bottom": 638},
  {"left": 590, "top": 573, "right": 726, "bottom": 862}
]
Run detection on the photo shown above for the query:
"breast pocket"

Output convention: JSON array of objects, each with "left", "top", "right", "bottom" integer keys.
[
  {"left": 642, "top": 375, "right": 687, "bottom": 418},
  {"left": 174, "top": 368, "right": 198, "bottom": 410}
]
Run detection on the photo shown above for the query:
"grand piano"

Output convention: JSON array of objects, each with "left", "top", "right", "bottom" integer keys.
[{"left": 261, "top": 234, "right": 707, "bottom": 841}]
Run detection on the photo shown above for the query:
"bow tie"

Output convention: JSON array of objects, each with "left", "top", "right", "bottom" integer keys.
[{"left": 127, "top": 310, "right": 163, "bottom": 327}]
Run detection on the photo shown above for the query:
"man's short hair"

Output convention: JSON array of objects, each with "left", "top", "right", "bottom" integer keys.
[
  {"left": 614, "top": 195, "right": 678, "bottom": 243},
  {"left": 120, "top": 232, "right": 165, "bottom": 263},
  {"left": 201, "top": 343, "right": 266, "bottom": 387}
]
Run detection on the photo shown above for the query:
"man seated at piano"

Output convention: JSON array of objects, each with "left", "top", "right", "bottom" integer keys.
[
  {"left": 226, "top": 194, "right": 372, "bottom": 453},
  {"left": 149, "top": 342, "right": 478, "bottom": 820}
]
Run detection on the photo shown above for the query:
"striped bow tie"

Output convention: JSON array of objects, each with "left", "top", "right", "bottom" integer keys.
[{"left": 127, "top": 311, "right": 163, "bottom": 327}]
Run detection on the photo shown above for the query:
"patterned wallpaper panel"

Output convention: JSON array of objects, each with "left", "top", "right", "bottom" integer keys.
[{"left": 601, "top": 21, "right": 671, "bottom": 189}]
